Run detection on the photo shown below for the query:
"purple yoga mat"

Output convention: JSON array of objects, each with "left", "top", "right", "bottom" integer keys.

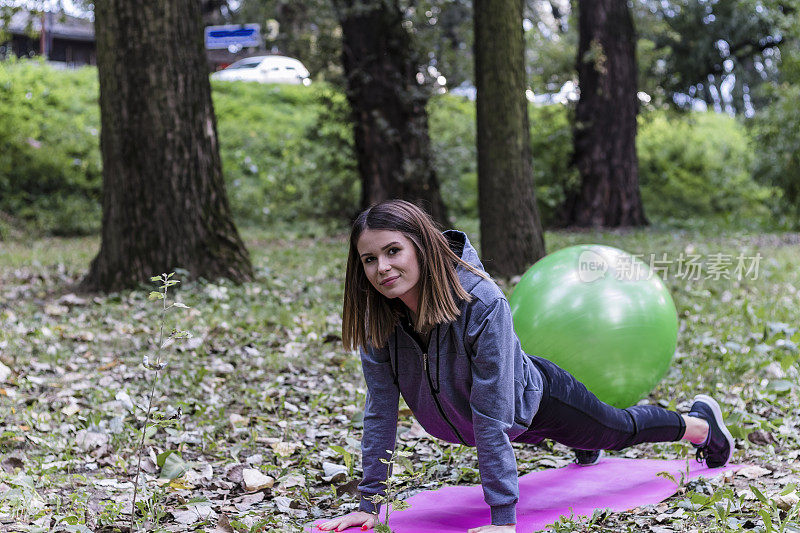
[{"left": 310, "top": 457, "right": 741, "bottom": 532}]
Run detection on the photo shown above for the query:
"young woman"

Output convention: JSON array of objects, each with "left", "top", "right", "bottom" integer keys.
[{"left": 319, "top": 200, "right": 734, "bottom": 533}]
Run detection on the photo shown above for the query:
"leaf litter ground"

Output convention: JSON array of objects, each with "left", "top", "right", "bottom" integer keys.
[{"left": 1, "top": 224, "right": 799, "bottom": 532}]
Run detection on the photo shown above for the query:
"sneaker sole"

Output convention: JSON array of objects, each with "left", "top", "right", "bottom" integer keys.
[
  {"left": 575, "top": 450, "right": 604, "bottom": 466},
  {"left": 693, "top": 394, "right": 735, "bottom": 466}
]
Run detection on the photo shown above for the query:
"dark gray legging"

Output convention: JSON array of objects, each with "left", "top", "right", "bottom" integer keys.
[{"left": 515, "top": 355, "right": 686, "bottom": 450}]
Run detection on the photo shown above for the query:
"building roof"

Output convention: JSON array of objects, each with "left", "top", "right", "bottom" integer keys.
[{"left": 6, "top": 10, "right": 94, "bottom": 42}]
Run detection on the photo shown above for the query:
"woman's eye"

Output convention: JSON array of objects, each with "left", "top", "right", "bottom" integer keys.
[
  {"left": 388, "top": 247, "right": 399, "bottom": 255},
  {"left": 363, "top": 257, "right": 374, "bottom": 264}
]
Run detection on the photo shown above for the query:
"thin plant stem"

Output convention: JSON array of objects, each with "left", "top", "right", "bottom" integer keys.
[
  {"left": 129, "top": 276, "right": 169, "bottom": 533},
  {"left": 383, "top": 454, "right": 395, "bottom": 527},
  {"left": 129, "top": 369, "right": 160, "bottom": 532}
]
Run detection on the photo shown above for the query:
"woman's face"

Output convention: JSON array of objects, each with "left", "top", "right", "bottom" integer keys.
[{"left": 356, "top": 229, "right": 421, "bottom": 312}]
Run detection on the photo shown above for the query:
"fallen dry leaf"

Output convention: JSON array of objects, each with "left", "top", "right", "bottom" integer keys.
[
  {"left": 748, "top": 429, "right": 776, "bottom": 446},
  {"left": 737, "top": 465, "right": 772, "bottom": 479},
  {"left": 279, "top": 473, "right": 305, "bottom": 489},
  {"left": 242, "top": 468, "right": 274, "bottom": 491},
  {"left": 232, "top": 491, "right": 264, "bottom": 512},
  {"left": 270, "top": 441, "right": 300, "bottom": 457},
  {"left": 774, "top": 491, "right": 799, "bottom": 511},
  {"left": 210, "top": 513, "right": 235, "bottom": 533},
  {"left": 172, "top": 504, "right": 217, "bottom": 525},
  {"left": 98, "top": 359, "right": 122, "bottom": 371},
  {"left": 61, "top": 403, "right": 80, "bottom": 417},
  {"left": 225, "top": 463, "right": 244, "bottom": 483},
  {"left": 75, "top": 429, "right": 109, "bottom": 451},
  {"left": 229, "top": 413, "right": 249, "bottom": 427},
  {"left": 0, "top": 361, "right": 11, "bottom": 382},
  {"left": 1, "top": 456, "right": 24, "bottom": 473}
]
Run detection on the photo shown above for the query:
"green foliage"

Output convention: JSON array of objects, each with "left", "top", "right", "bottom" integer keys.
[
  {"left": 370, "top": 448, "right": 420, "bottom": 532},
  {"left": 635, "top": 0, "right": 790, "bottom": 113},
  {"left": 0, "top": 472, "right": 44, "bottom": 522},
  {"left": 431, "top": 99, "right": 774, "bottom": 229},
  {"left": 157, "top": 450, "right": 189, "bottom": 480},
  {"left": 0, "top": 60, "right": 359, "bottom": 236},
  {"left": 428, "top": 94, "right": 477, "bottom": 218},
  {"left": 296, "top": 85, "right": 360, "bottom": 219},
  {"left": 0, "top": 57, "right": 102, "bottom": 236},
  {"left": 0, "top": 59, "right": 782, "bottom": 236},
  {"left": 637, "top": 110, "right": 776, "bottom": 227},
  {"left": 407, "top": 0, "right": 474, "bottom": 90},
  {"left": 212, "top": 79, "right": 359, "bottom": 225},
  {"left": 525, "top": 6, "right": 577, "bottom": 96},
  {"left": 750, "top": 49, "right": 800, "bottom": 228},
  {"left": 330, "top": 445, "right": 354, "bottom": 477},
  {"left": 528, "top": 105, "right": 579, "bottom": 226}
]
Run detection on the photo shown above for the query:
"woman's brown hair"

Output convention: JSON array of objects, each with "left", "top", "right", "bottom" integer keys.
[{"left": 342, "top": 199, "right": 487, "bottom": 351}]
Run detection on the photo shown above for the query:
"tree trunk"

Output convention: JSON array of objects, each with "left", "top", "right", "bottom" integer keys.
[
  {"left": 474, "top": 0, "right": 546, "bottom": 277},
  {"left": 82, "top": 0, "right": 252, "bottom": 292},
  {"left": 563, "top": 0, "right": 646, "bottom": 227},
  {"left": 334, "top": 0, "right": 449, "bottom": 225}
]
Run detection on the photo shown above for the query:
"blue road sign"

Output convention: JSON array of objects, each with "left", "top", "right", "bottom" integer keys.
[{"left": 204, "top": 24, "right": 262, "bottom": 50}]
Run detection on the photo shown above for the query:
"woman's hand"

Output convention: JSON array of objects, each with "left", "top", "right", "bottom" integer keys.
[
  {"left": 467, "top": 525, "right": 516, "bottom": 533},
  {"left": 317, "top": 511, "right": 378, "bottom": 531}
]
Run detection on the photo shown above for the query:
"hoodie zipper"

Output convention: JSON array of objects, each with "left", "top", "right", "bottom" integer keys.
[{"left": 423, "top": 351, "right": 467, "bottom": 445}]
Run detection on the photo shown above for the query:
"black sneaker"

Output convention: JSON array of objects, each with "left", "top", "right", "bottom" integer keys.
[
  {"left": 573, "top": 449, "right": 604, "bottom": 466},
  {"left": 688, "top": 394, "right": 734, "bottom": 468}
]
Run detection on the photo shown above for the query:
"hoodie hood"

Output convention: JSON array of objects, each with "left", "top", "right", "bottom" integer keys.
[{"left": 443, "top": 229, "right": 486, "bottom": 294}]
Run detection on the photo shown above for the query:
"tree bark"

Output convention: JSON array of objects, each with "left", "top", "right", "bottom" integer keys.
[
  {"left": 563, "top": 0, "right": 647, "bottom": 227},
  {"left": 334, "top": 0, "right": 449, "bottom": 225},
  {"left": 474, "top": 0, "right": 546, "bottom": 277},
  {"left": 82, "top": 0, "right": 252, "bottom": 292}
]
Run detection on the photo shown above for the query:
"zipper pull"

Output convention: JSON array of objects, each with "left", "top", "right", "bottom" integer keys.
[{"left": 423, "top": 352, "right": 428, "bottom": 372}]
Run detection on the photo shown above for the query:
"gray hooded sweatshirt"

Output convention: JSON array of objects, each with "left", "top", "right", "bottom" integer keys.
[{"left": 357, "top": 230, "right": 545, "bottom": 525}]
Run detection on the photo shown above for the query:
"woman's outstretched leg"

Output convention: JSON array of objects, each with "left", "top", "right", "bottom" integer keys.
[{"left": 517, "top": 356, "right": 733, "bottom": 467}]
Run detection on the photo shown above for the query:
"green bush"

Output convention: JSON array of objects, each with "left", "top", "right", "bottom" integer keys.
[
  {"left": 637, "top": 110, "right": 775, "bottom": 227},
  {"left": 0, "top": 60, "right": 360, "bottom": 235},
  {"left": 527, "top": 104, "right": 579, "bottom": 225},
  {"left": 751, "top": 86, "right": 800, "bottom": 213},
  {"left": 0, "top": 59, "right": 778, "bottom": 236},
  {"left": 0, "top": 58, "right": 102, "bottom": 235},
  {"left": 749, "top": 47, "right": 800, "bottom": 229},
  {"left": 428, "top": 94, "right": 477, "bottom": 218},
  {"left": 432, "top": 99, "right": 772, "bottom": 227},
  {"left": 212, "top": 80, "right": 359, "bottom": 224}
]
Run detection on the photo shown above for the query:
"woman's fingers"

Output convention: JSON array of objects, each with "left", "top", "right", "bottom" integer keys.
[
  {"left": 318, "top": 511, "right": 376, "bottom": 531},
  {"left": 362, "top": 513, "right": 377, "bottom": 529},
  {"left": 317, "top": 516, "right": 348, "bottom": 531},
  {"left": 317, "top": 518, "right": 337, "bottom": 531}
]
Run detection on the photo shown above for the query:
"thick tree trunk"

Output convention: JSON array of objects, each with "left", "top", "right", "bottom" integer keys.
[
  {"left": 563, "top": 0, "right": 647, "bottom": 227},
  {"left": 474, "top": 0, "right": 546, "bottom": 277},
  {"left": 82, "top": 0, "right": 252, "bottom": 292},
  {"left": 334, "top": 0, "right": 449, "bottom": 225}
]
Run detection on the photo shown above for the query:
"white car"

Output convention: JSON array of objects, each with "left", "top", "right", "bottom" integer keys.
[{"left": 211, "top": 55, "right": 311, "bottom": 86}]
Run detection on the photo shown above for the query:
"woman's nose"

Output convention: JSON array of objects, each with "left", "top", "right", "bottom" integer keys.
[{"left": 377, "top": 257, "right": 391, "bottom": 272}]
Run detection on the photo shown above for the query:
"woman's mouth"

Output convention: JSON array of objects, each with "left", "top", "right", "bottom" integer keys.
[{"left": 380, "top": 276, "right": 399, "bottom": 286}]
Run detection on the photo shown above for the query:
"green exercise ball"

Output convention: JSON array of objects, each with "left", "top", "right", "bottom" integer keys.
[{"left": 509, "top": 245, "right": 678, "bottom": 408}]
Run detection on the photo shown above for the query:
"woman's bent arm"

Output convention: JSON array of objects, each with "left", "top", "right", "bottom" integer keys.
[{"left": 357, "top": 344, "right": 401, "bottom": 514}]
